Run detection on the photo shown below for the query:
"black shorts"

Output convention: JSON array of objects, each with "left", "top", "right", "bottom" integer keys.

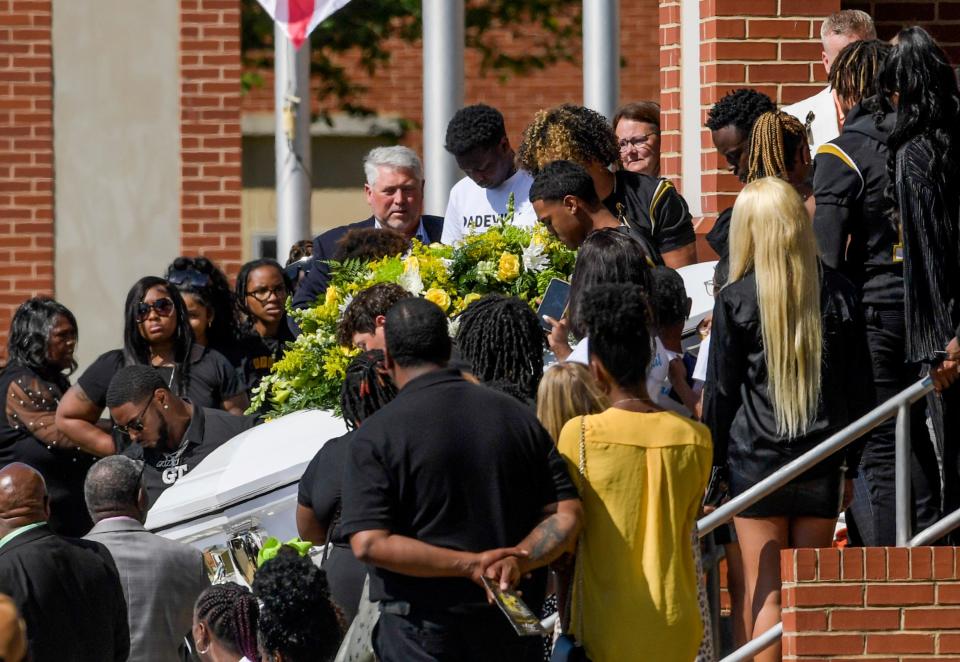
[{"left": 730, "top": 468, "right": 843, "bottom": 519}]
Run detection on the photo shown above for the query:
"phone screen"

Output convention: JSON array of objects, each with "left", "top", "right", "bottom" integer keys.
[{"left": 537, "top": 278, "right": 571, "bottom": 331}]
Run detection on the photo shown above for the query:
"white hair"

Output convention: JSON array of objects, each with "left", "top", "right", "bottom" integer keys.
[
  {"left": 363, "top": 146, "right": 424, "bottom": 186},
  {"left": 821, "top": 10, "right": 876, "bottom": 41}
]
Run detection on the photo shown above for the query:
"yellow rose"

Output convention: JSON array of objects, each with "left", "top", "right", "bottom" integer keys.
[
  {"left": 424, "top": 288, "right": 451, "bottom": 312},
  {"left": 463, "top": 293, "right": 482, "bottom": 308},
  {"left": 497, "top": 252, "right": 521, "bottom": 282},
  {"left": 324, "top": 284, "right": 339, "bottom": 307}
]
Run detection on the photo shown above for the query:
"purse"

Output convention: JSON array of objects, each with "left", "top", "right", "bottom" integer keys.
[{"left": 550, "top": 416, "right": 592, "bottom": 662}]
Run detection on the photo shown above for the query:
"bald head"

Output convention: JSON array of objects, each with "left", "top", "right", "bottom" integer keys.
[{"left": 0, "top": 464, "right": 48, "bottom": 535}]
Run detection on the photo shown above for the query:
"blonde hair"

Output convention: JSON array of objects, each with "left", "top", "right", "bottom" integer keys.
[
  {"left": 536, "top": 362, "right": 609, "bottom": 442},
  {"left": 728, "top": 177, "right": 822, "bottom": 438}
]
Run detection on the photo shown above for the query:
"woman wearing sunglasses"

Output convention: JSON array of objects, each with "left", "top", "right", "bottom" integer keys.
[{"left": 56, "top": 276, "right": 248, "bottom": 456}]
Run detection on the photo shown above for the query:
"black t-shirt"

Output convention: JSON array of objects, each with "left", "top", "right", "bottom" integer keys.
[
  {"left": 603, "top": 170, "right": 696, "bottom": 258},
  {"left": 78, "top": 345, "right": 244, "bottom": 411},
  {"left": 123, "top": 405, "right": 257, "bottom": 507},
  {"left": 229, "top": 325, "right": 295, "bottom": 398},
  {"left": 340, "top": 369, "right": 578, "bottom": 611},
  {"left": 298, "top": 431, "right": 352, "bottom": 546}
]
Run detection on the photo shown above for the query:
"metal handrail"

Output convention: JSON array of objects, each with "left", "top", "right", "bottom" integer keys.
[
  {"left": 697, "top": 376, "right": 934, "bottom": 661},
  {"left": 698, "top": 377, "right": 934, "bottom": 538}
]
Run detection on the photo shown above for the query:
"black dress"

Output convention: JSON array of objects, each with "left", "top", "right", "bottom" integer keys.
[
  {"left": 0, "top": 365, "right": 96, "bottom": 536},
  {"left": 298, "top": 432, "right": 367, "bottom": 622},
  {"left": 704, "top": 268, "right": 872, "bottom": 517}
]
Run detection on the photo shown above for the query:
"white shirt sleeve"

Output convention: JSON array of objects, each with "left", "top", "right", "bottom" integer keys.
[
  {"left": 441, "top": 185, "right": 463, "bottom": 245},
  {"left": 692, "top": 332, "right": 711, "bottom": 383}
]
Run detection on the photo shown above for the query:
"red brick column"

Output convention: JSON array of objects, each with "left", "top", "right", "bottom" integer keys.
[
  {"left": 782, "top": 547, "right": 960, "bottom": 660},
  {"left": 660, "top": 0, "right": 840, "bottom": 256},
  {"left": 0, "top": 0, "right": 55, "bottom": 359},
  {"left": 180, "top": 0, "right": 243, "bottom": 277}
]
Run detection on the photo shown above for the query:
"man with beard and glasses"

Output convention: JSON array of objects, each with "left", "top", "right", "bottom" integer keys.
[{"left": 106, "top": 366, "right": 257, "bottom": 507}]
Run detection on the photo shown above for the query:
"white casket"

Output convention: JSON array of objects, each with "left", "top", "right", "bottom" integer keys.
[
  {"left": 146, "top": 409, "right": 346, "bottom": 553},
  {"left": 678, "top": 260, "right": 718, "bottom": 337}
]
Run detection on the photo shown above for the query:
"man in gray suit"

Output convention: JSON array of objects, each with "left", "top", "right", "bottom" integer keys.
[{"left": 84, "top": 455, "right": 209, "bottom": 662}]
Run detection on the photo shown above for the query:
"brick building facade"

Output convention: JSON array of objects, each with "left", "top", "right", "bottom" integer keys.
[{"left": 3, "top": 0, "right": 960, "bottom": 357}]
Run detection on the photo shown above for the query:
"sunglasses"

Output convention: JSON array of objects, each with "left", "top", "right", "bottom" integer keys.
[
  {"left": 136, "top": 297, "right": 175, "bottom": 323},
  {"left": 168, "top": 269, "right": 212, "bottom": 289},
  {"left": 114, "top": 393, "right": 154, "bottom": 436}
]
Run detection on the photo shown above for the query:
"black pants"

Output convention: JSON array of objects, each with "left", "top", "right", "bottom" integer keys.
[
  {"left": 846, "top": 307, "right": 940, "bottom": 546},
  {"left": 373, "top": 607, "right": 542, "bottom": 662}
]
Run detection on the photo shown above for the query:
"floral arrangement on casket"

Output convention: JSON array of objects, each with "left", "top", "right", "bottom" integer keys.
[{"left": 249, "top": 211, "right": 577, "bottom": 418}]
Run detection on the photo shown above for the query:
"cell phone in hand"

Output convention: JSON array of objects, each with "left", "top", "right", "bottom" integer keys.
[
  {"left": 481, "top": 577, "right": 547, "bottom": 637},
  {"left": 537, "top": 278, "right": 571, "bottom": 331}
]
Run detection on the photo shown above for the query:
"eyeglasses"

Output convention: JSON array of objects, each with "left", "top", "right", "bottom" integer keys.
[
  {"left": 246, "top": 286, "right": 288, "bottom": 303},
  {"left": 114, "top": 393, "right": 154, "bottom": 436},
  {"left": 167, "top": 269, "right": 212, "bottom": 290},
  {"left": 704, "top": 279, "right": 717, "bottom": 296},
  {"left": 618, "top": 132, "right": 659, "bottom": 152},
  {"left": 136, "top": 297, "right": 175, "bottom": 323}
]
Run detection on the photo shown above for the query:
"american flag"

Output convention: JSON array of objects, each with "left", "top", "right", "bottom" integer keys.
[{"left": 255, "top": 0, "right": 352, "bottom": 50}]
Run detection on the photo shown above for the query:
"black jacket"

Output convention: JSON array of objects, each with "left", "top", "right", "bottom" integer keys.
[
  {"left": 812, "top": 102, "right": 902, "bottom": 306},
  {"left": 704, "top": 268, "right": 872, "bottom": 482},
  {"left": 0, "top": 524, "right": 130, "bottom": 661},
  {"left": 289, "top": 215, "right": 443, "bottom": 333}
]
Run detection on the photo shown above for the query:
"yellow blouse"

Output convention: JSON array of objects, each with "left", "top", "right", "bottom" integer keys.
[{"left": 558, "top": 408, "right": 712, "bottom": 662}]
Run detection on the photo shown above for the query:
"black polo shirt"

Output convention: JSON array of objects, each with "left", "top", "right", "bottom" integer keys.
[
  {"left": 123, "top": 405, "right": 257, "bottom": 507},
  {"left": 603, "top": 170, "right": 696, "bottom": 258},
  {"left": 340, "top": 368, "right": 578, "bottom": 611}
]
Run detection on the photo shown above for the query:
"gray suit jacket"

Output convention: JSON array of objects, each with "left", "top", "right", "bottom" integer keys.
[{"left": 85, "top": 517, "right": 209, "bottom": 662}]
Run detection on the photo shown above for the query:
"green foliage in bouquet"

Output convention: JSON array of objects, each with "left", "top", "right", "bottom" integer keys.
[{"left": 250, "top": 205, "right": 576, "bottom": 418}]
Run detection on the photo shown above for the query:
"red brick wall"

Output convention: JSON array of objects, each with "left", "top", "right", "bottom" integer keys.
[
  {"left": 181, "top": 0, "right": 244, "bottom": 277},
  {"left": 0, "top": 0, "right": 55, "bottom": 360},
  {"left": 659, "top": 0, "right": 840, "bottom": 252},
  {"left": 241, "top": 0, "right": 662, "bottom": 153},
  {"left": 782, "top": 547, "right": 960, "bottom": 660},
  {"left": 844, "top": 1, "right": 960, "bottom": 61}
]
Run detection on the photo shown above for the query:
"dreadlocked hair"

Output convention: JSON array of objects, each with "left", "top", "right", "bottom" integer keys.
[
  {"left": 340, "top": 349, "right": 398, "bottom": 430},
  {"left": 253, "top": 548, "right": 343, "bottom": 662},
  {"left": 516, "top": 104, "right": 620, "bottom": 174},
  {"left": 194, "top": 583, "right": 260, "bottom": 662},
  {"left": 746, "top": 111, "right": 807, "bottom": 182},
  {"left": 829, "top": 39, "right": 890, "bottom": 109},
  {"left": 455, "top": 294, "right": 545, "bottom": 402}
]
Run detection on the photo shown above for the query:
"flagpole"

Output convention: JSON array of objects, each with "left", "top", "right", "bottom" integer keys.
[
  {"left": 422, "top": 0, "right": 464, "bottom": 217},
  {"left": 274, "top": 23, "right": 312, "bottom": 262},
  {"left": 582, "top": 0, "right": 619, "bottom": 120}
]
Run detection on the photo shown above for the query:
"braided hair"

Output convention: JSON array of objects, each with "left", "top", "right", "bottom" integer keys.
[
  {"left": 746, "top": 111, "right": 807, "bottom": 182},
  {"left": 828, "top": 39, "right": 890, "bottom": 110},
  {"left": 516, "top": 104, "right": 620, "bottom": 175},
  {"left": 455, "top": 294, "right": 545, "bottom": 402},
  {"left": 253, "top": 549, "right": 343, "bottom": 662},
  {"left": 194, "top": 582, "right": 259, "bottom": 662},
  {"left": 340, "top": 350, "right": 397, "bottom": 430}
]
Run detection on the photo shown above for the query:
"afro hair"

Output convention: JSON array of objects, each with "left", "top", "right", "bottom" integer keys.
[
  {"left": 516, "top": 104, "right": 620, "bottom": 174},
  {"left": 444, "top": 104, "right": 507, "bottom": 156},
  {"left": 704, "top": 89, "right": 776, "bottom": 135}
]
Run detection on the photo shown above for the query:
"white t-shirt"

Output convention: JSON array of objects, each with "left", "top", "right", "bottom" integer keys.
[
  {"left": 782, "top": 85, "right": 840, "bottom": 156},
  {"left": 441, "top": 169, "right": 537, "bottom": 244},
  {"left": 692, "top": 332, "right": 711, "bottom": 383},
  {"left": 565, "top": 336, "right": 688, "bottom": 414}
]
